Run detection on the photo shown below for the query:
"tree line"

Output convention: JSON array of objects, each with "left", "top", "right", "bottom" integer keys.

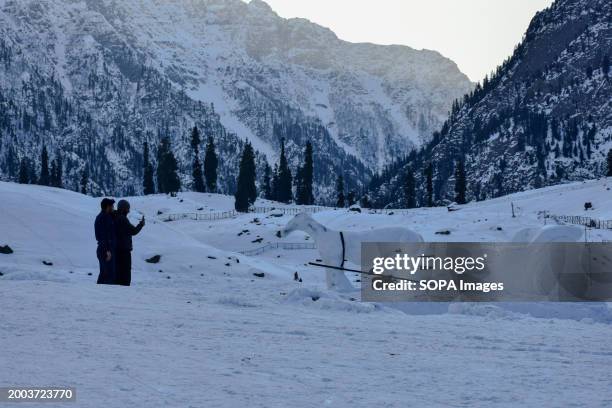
[
  {"left": 333, "top": 175, "right": 364, "bottom": 208},
  {"left": 234, "top": 138, "right": 316, "bottom": 212},
  {"left": 399, "top": 159, "right": 466, "bottom": 210},
  {"left": 16, "top": 145, "right": 63, "bottom": 188},
  {"left": 15, "top": 122, "right": 612, "bottom": 211},
  {"left": 234, "top": 136, "right": 377, "bottom": 212},
  {"left": 141, "top": 125, "right": 219, "bottom": 196},
  {"left": 14, "top": 125, "right": 219, "bottom": 197}
]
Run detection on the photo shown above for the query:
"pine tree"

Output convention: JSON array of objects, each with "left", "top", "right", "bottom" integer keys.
[
  {"left": 262, "top": 163, "right": 272, "bottom": 200},
  {"left": 607, "top": 149, "right": 612, "bottom": 177},
  {"left": 190, "top": 125, "right": 201, "bottom": 150},
  {"left": 80, "top": 168, "right": 89, "bottom": 195},
  {"left": 277, "top": 138, "right": 293, "bottom": 203},
  {"left": 425, "top": 163, "right": 434, "bottom": 207},
  {"left": 517, "top": 133, "right": 526, "bottom": 151},
  {"left": 18, "top": 158, "right": 29, "bottom": 184},
  {"left": 295, "top": 141, "right": 314, "bottom": 205},
  {"left": 403, "top": 167, "right": 416, "bottom": 208},
  {"left": 28, "top": 160, "right": 37, "bottom": 184},
  {"left": 295, "top": 166, "right": 303, "bottom": 203},
  {"left": 143, "top": 142, "right": 155, "bottom": 195},
  {"left": 360, "top": 193, "right": 371, "bottom": 208},
  {"left": 271, "top": 164, "right": 280, "bottom": 201},
  {"left": 602, "top": 54, "right": 610, "bottom": 77},
  {"left": 38, "top": 145, "right": 50, "bottom": 186},
  {"left": 454, "top": 160, "right": 467, "bottom": 204},
  {"left": 192, "top": 155, "right": 205, "bottom": 192},
  {"left": 347, "top": 191, "right": 356, "bottom": 207},
  {"left": 55, "top": 150, "right": 63, "bottom": 188},
  {"left": 204, "top": 136, "right": 218, "bottom": 193},
  {"left": 335, "top": 175, "right": 345, "bottom": 208},
  {"left": 190, "top": 126, "right": 205, "bottom": 192},
  {"left": 50, "top": 159, "right": 58, "bottom": 187},
  {"left": 157, "top": 137, "right": 181, "bottom": 194},
  {"left": 303, "top": 141, "right": 314, "bottom": 204},
  {"left": 234, "top": 142, "right": 257, "bottom": 212},
  {"left": 156, "top": 140, "right": 165, "bottom": 193},
  {"left": 6, "top": 146, "right": 17, "bottom": 179}
]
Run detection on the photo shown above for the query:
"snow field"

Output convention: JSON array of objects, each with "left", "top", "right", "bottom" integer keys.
[{"left": 1, "top": 180, "right": 612, "bottom": 407}]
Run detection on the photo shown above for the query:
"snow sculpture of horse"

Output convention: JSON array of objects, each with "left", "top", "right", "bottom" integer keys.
[{"left": 278, "top": 213, "right": 424, "bottom": 291}]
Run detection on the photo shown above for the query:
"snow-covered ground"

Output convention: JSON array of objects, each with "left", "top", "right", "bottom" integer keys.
[{"left": 1, "top": 180, "right": 612, "bottom": 407}]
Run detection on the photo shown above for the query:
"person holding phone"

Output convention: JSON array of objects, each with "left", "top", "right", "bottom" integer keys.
[
  {"left": 114, "top": 200, "right": 145, "bottom": 286},
  {"left": 95, "top": 198, "right": 117, "bottom": 285}
]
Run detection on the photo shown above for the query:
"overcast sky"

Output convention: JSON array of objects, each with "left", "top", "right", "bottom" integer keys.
[{"left": 258, "top": 0, "right": 554, "bottom": 82}]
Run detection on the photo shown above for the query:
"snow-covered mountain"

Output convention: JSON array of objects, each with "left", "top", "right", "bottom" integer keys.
[
  {"left": 369, "top": 0, "right": 612, "bottom": 207},
  {"left": 0, "top": 0, "right": 471, "bottom": 198},
  {"left": 82, "top": 0, "right": 471, "bottom": 166}
]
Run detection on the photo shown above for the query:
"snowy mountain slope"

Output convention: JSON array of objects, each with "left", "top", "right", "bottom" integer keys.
[
  {"left": 2, "top": 181, "right": 612, "bottom": 406},
  {"left": 0, "top": 2, "right": 260, "bottom": 195},
  {"left": 0, "top": 0, "right": 471, "bottom": 198},
  {"left": 370, "top": 0, "right": 612, "bottom": 207},
  {"left": 101, "top": 0, "right": 471, "bottom": 165}
]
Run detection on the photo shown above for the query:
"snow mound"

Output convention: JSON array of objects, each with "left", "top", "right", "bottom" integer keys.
[
  {"left": 0, "top": 267, "right": 72, "bottom": 283},
  {"left": 512, "top": 225, "right": 584, "bottom": 243},
  {"left": 217, "top": 296, "right": 259, "bottom": 308},
  {"left": 449, "top": 302, "right": 612, "bottom": 324},
  {"left": 283, "top": 288, "right": 380, "bottom": 314},
  {"left": 447, "top": 303, "right": 522, "bottom": 320}
]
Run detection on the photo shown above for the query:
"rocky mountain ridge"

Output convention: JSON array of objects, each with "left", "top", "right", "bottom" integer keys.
[{"left": 368, "top": 0, "right": 612, "bottom": 207}]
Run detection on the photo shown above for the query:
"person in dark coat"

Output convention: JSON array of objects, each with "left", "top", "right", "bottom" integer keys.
[
  {"left": 95, "top": 198, "right": 116, "bottom": 285},
  {"left": 114, "top": 199, "right": 145, "bottom": 286}
]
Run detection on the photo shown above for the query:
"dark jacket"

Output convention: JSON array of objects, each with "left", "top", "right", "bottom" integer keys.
[
  {"left": 94, "top": 211, "right": 116, "bottom": 253},
  {"left": 115, "top": 213, "right": 143, "bottom": 251}
]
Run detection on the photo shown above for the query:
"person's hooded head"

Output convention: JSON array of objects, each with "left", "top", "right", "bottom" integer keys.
[
  {"left": 100, "top": 198, "right": 115, "bottom": 214},
  {"left": 117, "top": 199, "right": 131, "bottom": 215}
]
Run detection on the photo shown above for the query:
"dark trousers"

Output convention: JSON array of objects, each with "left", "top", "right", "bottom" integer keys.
[
  {"left": 96, "top": 247, "right": 116, "bottom": 285},
  {"left": 116, "top": 250, "right": 132, "bottom": 286}
]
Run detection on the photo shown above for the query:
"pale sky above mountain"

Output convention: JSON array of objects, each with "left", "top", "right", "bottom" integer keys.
[{"left": 257, "top": 0, "right": 554, "bottom": 82}]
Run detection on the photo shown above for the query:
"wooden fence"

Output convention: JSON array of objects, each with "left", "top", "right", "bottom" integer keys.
[
  {"left": 546, "top": 213, "right": 612, "bottom": 230},
  {"left": 159, "top": 204, "right": 424, "bottom": 223},
  {"left": 367, "top": 208, "right": 413, "bottom": 215},
  {"left": 249, "top": 206, "right": 326, "bottom": 215},
  {"left": 161, "top": 206, "right": 328, "bottom": 222},
  {"left": 161, "top": 210, "right": 237, "bottom": 222},
  {"left": 239, "top": 242, "right": 317, "bottom": 256}
]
